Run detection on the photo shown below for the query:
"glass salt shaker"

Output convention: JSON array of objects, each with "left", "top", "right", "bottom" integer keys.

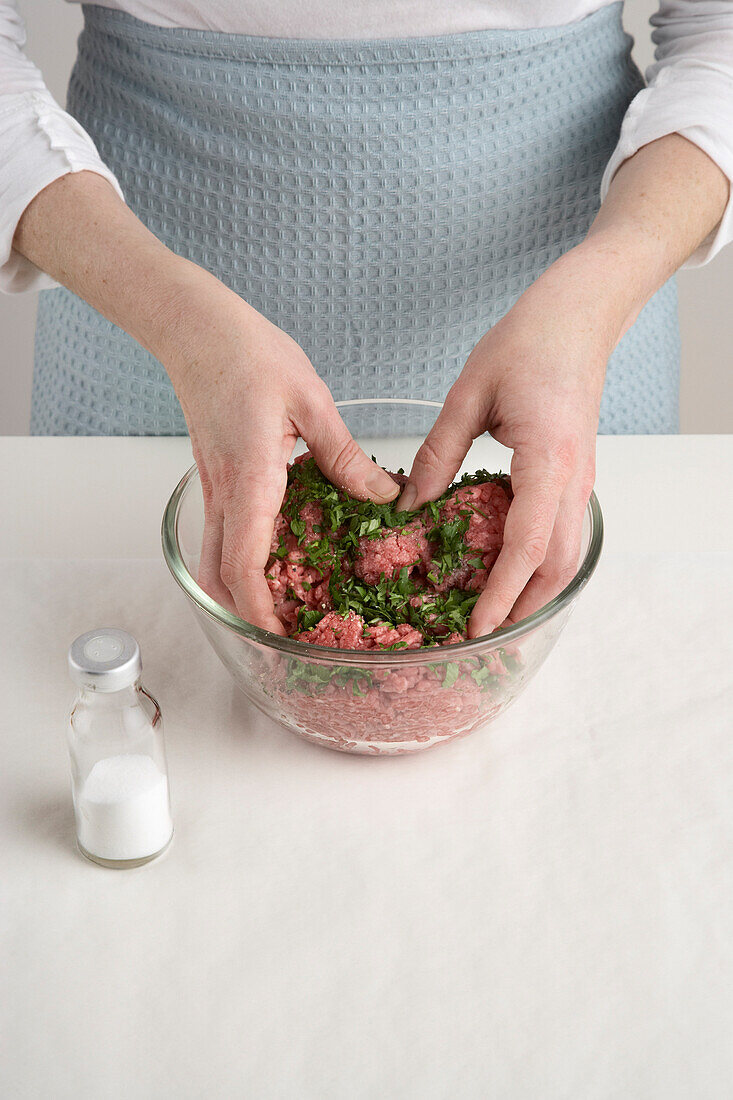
[{"left": 66, "top": 628, "right": 173, "bottom": 868}]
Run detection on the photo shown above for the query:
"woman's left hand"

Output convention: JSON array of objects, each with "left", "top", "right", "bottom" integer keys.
[{"left": 398, "top": 241, "right": 633, "bottom": 638}]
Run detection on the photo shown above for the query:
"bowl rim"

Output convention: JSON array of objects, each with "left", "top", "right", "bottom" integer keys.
[{"left": 161, "top": 398, "right": 603, "bottom": 664}]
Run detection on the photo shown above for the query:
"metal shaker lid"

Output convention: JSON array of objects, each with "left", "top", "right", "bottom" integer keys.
[{"left": 68, "top": 628, "right": 141, "bottom": 692}]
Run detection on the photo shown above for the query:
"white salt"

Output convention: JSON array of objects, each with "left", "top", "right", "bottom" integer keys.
[{"left": 76, "top": 754, "right": 173, "bottom": 861}]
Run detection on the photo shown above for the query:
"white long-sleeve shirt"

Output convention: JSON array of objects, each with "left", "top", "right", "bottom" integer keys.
[{"left": 1, "top": 0, "right": 733, "bottom": 293}]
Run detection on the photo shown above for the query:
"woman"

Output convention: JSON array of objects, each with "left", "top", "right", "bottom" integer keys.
[{"left": 2, "top": 0, "right": 731, "bottom": 637}]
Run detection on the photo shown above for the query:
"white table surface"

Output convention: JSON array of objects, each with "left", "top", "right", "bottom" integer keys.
[{"left": 1, "top": 435, "right": 732, "bottom": 1100}]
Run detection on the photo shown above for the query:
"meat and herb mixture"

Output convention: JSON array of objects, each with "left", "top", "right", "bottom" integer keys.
[{"left": 266, "top": 454, "right": 513, "bottom": 648}]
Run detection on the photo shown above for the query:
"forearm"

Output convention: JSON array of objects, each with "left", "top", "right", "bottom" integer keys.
[
  {"left": 573, "top": 134, "right": 729, "bottom": 340},
  {"left": 418, "top": 140, "right": 729, "bottom": 634},
  {"left": 13, "top": 170, "right": 398, "bottom": 629},
  {"left": 12, "top": 170, "right": 233, "bottom": 378}
]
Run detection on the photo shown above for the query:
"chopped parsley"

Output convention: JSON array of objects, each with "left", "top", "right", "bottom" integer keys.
[
  {"left": 271, "top": 456, "right": 511, "bottom": 645},
  {"left": 284, "top": 660, "right": 373, "bottom": 696}
]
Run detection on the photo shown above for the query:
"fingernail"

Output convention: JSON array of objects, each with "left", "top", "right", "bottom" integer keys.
[
  {"left": 366, "top": 468, "right": 400, "bottom": 502},
  {"left": 468, "top": 618, "right": 495, "bottom": 640},
  {"left": 398, "top": 483, "right": 418, "bottom": 512}
]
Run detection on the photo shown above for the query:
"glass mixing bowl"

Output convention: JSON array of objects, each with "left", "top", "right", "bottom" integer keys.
[{"left": 162, "top": 399, "right": 603, "bottom": 755}]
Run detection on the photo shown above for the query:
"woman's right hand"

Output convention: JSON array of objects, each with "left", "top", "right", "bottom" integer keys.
[
  {"left": 13, "top": 171, "right": 398, "bottom": 631},
  {"left": 159, "top": 268, "right": 399, "bottom": 634}
]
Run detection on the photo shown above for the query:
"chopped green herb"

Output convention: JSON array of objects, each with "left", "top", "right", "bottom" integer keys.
[
  {"left": 284, "top": 658, "right": 374, "bottom": 695},
  {"left": 270, "top": 456, "right": 510, "bottom": 646},
  {"left": 441, "top": 662, "right": 461, "bottom": 689}
]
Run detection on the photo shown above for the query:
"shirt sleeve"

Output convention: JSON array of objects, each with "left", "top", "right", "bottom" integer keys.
[
  {"left": 0, "top": 1, "right": 124, "bottom": 294},
  {"left": 600, "top": 0, "right": 733, "bottom": 269}
]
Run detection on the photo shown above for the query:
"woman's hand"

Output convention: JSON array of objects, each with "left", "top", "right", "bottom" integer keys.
[
  {"left": 397, "top": 134, "right": 730, "bottom": 638},
  {"left": 13, "top": 172, "right": 399, "bottom": 634},
  {"left": 398, "top": 134, "right": 730, "bottom": 639},
  {"left": 398, "top": 243, "right": 628, "bottom": 638},
  {"left": 13, "top": 136, "right": 728, "bottom": 639},
  {"left": 159, "top": 271, "right": 399, "bottom": 633}
]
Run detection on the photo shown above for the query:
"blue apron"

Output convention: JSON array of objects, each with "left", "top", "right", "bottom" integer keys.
[{"left": 31, "top": 1, "right": 679, "bottom": 435}]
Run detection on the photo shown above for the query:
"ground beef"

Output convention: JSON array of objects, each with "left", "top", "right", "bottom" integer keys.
[
  {"left": 293, "top": 610, "right": 371, "bottom": 649},
  {"left": 428, "top": 481, "right": 511, "bottom": 593},
  {"left": 354, "top": 518, "right": 431, "bottom": 585},
  {"left": 366, "top": 621, "right": 425, "bottom": 650},
  {"left": 441, "top": 481, "right": 509, "bottom": 549},
  {"left": 268, "top": 638, "right": 523, "bottom": 754},
  {"left": 295, "top": 611, "right": 425, "bottom": 651},
  {"left": 259, "top": 457, "right": 521, "bottom": 753},
  {"left": 266, "top": 499, "right": 336, "bottom": 628},
  {"left": 266, "top": 560, "right": 332, "bottom": 632},
  {"left": 270, "top": 500, "right": 324, "bottom": 554},
  {"left": 266, "top": 457, "right": 512, "bottom": 645}
]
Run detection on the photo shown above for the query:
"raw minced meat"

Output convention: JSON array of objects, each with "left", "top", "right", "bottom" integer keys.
[
  {"left": 271, "top": 629, "right": 524, "bottom": 753},
  {"left": 294, "top": 610, "right": 425, "bottom": 651},
  {"left": 428, "top": 481, "right": 511, "bottom": 593},
  {"left": 259, "top": 455, "right": 522, "bottom": 754},
  {"left": 265, "top": 453, "right": 512, "bottom": 649},
  {"left": 353, "top": 518, "right": 431, "bottom": 585}
]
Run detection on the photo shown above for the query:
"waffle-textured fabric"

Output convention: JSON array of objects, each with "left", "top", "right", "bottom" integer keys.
[{"left": 31, "top": 1, "right": 680, "bottom": 436}]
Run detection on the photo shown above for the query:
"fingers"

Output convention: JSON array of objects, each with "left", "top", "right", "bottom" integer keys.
[
  {"left": 398, "top": 390, "right": 482, "bottom": 511},
  {"left": 502, "top": 473, "right": 589, "bottom": 626},
  {"left": 296, "top": 389, "right": 399, "bottom": 503},
  {"left": 219, "top": 471, "right": 288, "bottom": 635},
  {"left": 197, "top": 508, "right": 237, "bottom": 615},
  {"left": 195, "top": 436, "right": 289, "bottom": 634},
  {"left": 467, "top": 444, "right": 575, "bottom": 638},
  {"left": 196, "top": 373, "right": 401, "bottom": 635}
]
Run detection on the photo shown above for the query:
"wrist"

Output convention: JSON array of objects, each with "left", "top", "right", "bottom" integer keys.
[
  {"left": 112, "top": 247, "right": 198, "bottom": 363},
  {"left": 13, "top": 171, "right": 220, "bottom": 375},
  {"left": 144, "top": 257, "right": 265, "bottom": 401},
  {"left": 137, "top": 253, "right": 218, "bottom": 366},
  {"left": 547, "top": 233, "right": 666, "bottom": 347}
]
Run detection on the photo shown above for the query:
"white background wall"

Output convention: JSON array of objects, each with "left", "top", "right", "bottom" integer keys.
[{"left": 1, "top": 0, "right": 731, "bottom": 434}]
